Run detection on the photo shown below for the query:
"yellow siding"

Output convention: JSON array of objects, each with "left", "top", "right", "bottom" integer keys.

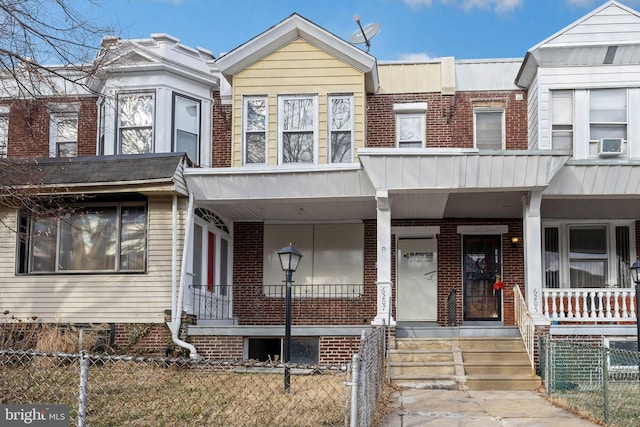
[
  {"left": 377, "top": 62, "right": 444, "bottom": 94},
  {"left": 231, "top": 38, "right": 366, "bottom": 167},
  {"left": 0, "top": 197, "right": 187, "bottom": 324}
]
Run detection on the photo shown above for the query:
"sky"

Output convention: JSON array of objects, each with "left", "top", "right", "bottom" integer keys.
[{"left": 84, "top": 0, "right": 640, "bottom": 61}]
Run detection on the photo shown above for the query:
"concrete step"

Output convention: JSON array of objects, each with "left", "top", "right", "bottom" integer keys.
[
  {"left": 390, "top": 362, "right": 456, "bottom": 376},
  {"left": 391, "top": 374, "right": 466, "bottom": 390},
  {"left": 390, "top": 350, "right": 453, "bottom": 363},
  {"left": 466, "top": 374, "right": 542, "bottom": 391},
  {"left": 395, "top": 338, "right": 453, "bottom": 351},
  {"left": 464, "top": 360, "right": 534, "bottom": 376}
]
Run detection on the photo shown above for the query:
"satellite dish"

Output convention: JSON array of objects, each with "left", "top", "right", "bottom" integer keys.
[{"left": 349, "top": 15, "right": 380, "bottom": 52}]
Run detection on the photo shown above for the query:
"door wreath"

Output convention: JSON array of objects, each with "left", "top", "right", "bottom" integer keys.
[{"left": 475, "top": 257, "right": 489, "bottom": 272}]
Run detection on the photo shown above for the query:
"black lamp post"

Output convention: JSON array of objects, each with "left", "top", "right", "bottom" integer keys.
[
  {"left": 277, "top": 244, "right": 303, "bottom": 393},
  {"left": 631, "top": 258, "right": 640, "bottom": 352}
]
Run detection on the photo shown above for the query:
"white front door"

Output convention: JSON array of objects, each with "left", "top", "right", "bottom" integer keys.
[{"left": 397, "top": 238, "right": 438, "bottom": 321}]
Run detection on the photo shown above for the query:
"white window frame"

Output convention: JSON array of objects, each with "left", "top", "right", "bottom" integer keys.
[
  {"left": 243, "top": 95, "right": 269, "bottom": 165},
  {"left": 0, "top": 106, "right": 9, "bottom": 158},
  {"left": 23, "top": 201, "right": 147, "bottom": 274},
  {"left": 394, "top": 103, "right": 427, "bottom": 148},
  {"left": 474, "top": 107, "right": 505, "bottom": 150},
  {"left": 278, "top": 94, "right": 318, "bottom": 164},
  {"left": 550, "top": 90, "right": 574, "bottom": 151},
  {"left": 49, "top": 111, "right": 79, "bottom": 158},
  {"left": 542, "top": 221, "right": 636, "bottom": 289},
  {"left": 327, "top": 94, "right": 354, "bottom": 163},
  {"left": 588, "top": 88, "right": 628, "bottom": 157},
  {"left": 117, "top": 91, "right": 156, "bottom": 155},
  {"left": 172, "top": 92, "right": 201, "bottom": 164}
]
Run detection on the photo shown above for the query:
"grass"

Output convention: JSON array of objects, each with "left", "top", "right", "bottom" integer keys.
[{"left": 1, "top": 356, "right": 350, "bottom": 426}]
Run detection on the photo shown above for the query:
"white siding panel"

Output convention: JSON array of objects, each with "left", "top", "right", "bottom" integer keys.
[
  {"left": 528, "top": 76, "right": 540, "bottom": 149},
  {"left": 0, "top": 197, "right": 186, "bottom": 324}
]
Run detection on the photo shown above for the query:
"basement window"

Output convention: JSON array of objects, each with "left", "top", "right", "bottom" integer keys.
[{"left": 246, "top": 337, "right": 319, "bottom": 364}]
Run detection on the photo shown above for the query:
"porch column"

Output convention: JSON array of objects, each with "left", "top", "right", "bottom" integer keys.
[
  {"left": 373, "top": 190, "right": 395, "bottom": 326},
  {"left": 523, "top": 190, "right": 549, "bottom": 325}
]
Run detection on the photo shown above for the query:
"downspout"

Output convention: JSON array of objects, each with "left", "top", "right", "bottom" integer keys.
[{"left": 167, "top": 193, "right": 198, "bottom": 359}]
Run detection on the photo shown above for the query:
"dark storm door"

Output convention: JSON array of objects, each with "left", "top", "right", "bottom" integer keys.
[{"left": 463, "top": 235, "right": 502, "bottom": 321}]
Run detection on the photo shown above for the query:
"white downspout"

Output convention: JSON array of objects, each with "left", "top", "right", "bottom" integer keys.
[{"left": 167, "top": 193, "right": 198, "bottom": 359}]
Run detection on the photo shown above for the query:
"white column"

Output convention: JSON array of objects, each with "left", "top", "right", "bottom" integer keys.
[
  {"left": 523, "top": 190, "right": 549, "bottom": 325},
  {"left": 373, "top": 190, "right": 395, "bottom": 325}
]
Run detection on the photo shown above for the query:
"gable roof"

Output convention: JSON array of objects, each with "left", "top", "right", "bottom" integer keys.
[
  {"left": 0, "top": 153, "right": 190, "bottom": 195},
  {"left": 516, "top": 0, "right": 640, "bottom": 88},
  {"left": 216, "top": 13, "right": 379, "bottom": 93}
]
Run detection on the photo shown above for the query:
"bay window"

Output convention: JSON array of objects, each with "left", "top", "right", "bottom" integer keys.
[
  {"left": 118, "top": 92, "right": 155, "bottom": 155},
  {"left": 173, "top": 93, "right": 200, "bottom": 163},
  {"left": 20, "top": 202, "right": 147, "bottom": 274}
]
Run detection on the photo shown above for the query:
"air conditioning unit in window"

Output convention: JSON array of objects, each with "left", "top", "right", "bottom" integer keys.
[{"left": 599, "top": 138, "right": 624, "bottom": 156}]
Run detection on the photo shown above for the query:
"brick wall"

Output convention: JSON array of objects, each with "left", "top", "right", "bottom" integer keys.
[
  {"left": 4, "top": 97, "right": 98, "bottom": 158},
  {"left": 189, "top": 335, "right": 244, "bottom": 360},
  {"left": 320, "top": 336, "right": 361, "bottom": 364},
  {"left": 212, "top": 91, "right": 232, "bottom": 167},
  {"left": 366, "top": 90, "right": 528, "bottom": 149}
]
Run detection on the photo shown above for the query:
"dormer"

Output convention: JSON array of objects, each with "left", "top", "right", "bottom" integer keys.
[
  {"left": 215, "top": 13, "right": 378, "bottom": 167},
  {"left": 94, "top": 34, "right": 219, "bottom": 166},
  {"left": 516, "top": 0, "right": 640, "bottom": 160}
]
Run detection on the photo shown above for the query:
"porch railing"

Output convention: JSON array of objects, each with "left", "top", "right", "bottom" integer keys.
[
  {"left": 514, "top": 285, "right": 535, "bottom": 375},
  {"left": 543, "top": 288, "right": 637, "bottom": 322},
  {"left": 191, "top": 284, "right": 233, "bottom": 321},
  {"left": 193, "top": 283, "right": 372, "bottom": 325}
]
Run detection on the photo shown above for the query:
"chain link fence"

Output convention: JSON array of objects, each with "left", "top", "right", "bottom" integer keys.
[
  {"left": 1, "top": 349, "right": 353, "bottom": 426},
  {"left": 0, "top": 326, "right": 390, "bottom": 426},
  {"left": 540, "top": 336, "right": 640, "bottom": 427}
]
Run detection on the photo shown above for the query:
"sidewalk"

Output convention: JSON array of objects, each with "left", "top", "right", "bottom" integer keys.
[{"left": 379, "top": 388, "right": 602, "bottom": 426}]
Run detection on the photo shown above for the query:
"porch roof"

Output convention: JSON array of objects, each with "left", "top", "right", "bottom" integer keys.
[
  {"left": 184, "top": 165, "right": 377, "bottom": 222},
  {"left": 357, "top": 149, "right": 570, "bottom": 191}
]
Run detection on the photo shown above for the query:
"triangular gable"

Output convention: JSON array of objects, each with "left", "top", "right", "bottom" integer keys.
[
  {"left": 216, "top": 13, "right": 378, "bottom": 93},
  {"left": 516, "top": 1, "right": 640, "bottom": 87}
]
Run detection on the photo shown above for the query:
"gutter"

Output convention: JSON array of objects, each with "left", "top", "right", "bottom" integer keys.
[{"left": 167, "top": 193, "right": 198, "bottom": 359}]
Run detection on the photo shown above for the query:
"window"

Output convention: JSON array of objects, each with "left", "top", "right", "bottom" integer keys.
[
  {"left": 20, "top": 202, "right": 146, "bottom": 273},
  {"left": 551, "top": 90, "right": 573, "bottom": 150},
  {"left": 118, "top": 92, "right": 155, "bottom": 154},
  {"left": 173, "top": 93, "right": 200, "bottom": 163},
  {"left": 474, "top": 108, "right": 504, "bottom": 149},
  {"left": 50, "top": 113, "right": 78, "bottom": 157},
  {"left": 394, "top": 103, "right": 427, "bottom": 148},
  {"left": 279, "top": 95, "right": 317, "bottom": 164},
  {"left": 0, "top": 112, "right": 7, "bottom": 158},
  {"left": 243, "top": 96, "right": 268, "bottom": 164},
  {"left": 543, "top": 223, "right": 633, "bottom": 288},
  {"left": 590, "top": 89, "right": 627, "bottom": 142},
  {"left": 328, "top": 95, "right": 354, "bottom": 163}
]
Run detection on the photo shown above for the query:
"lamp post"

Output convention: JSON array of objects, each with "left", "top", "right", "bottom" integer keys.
[
  {"left": 631, "top": 258, "right": 640, "bottom": 352},
  {"left": 277, "top": 244, "right": 303, "bottom": 393}
]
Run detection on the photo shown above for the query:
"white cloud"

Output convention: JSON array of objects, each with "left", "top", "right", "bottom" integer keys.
[
  {"left": 397, "top": 52, "right": 435, "bottom": 61},
  {"left": 402, "top": 0, "right": 522, "bottom": 13}
]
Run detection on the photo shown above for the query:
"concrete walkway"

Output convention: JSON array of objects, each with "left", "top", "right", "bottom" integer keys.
[{"left": 379, "top": 389, "right": 602, "bottom": 426}]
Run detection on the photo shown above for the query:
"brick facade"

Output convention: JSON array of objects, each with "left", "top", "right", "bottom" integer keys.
[
  {"left": 212, "top": 91, "right": 232, "bottom": 168},
  {"left": 366, "top": 90, "right": 528, "bottom": 149},
  {"left": 4, "top": 97, "right": 98, "bottom": 158}
]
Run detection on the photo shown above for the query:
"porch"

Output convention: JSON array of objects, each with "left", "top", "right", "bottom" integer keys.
[{"left": 543, "top": 288, "right": 637, "bottom": 322}]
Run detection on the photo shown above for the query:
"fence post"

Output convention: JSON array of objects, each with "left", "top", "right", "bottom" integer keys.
[
  {"left": 350, "top": 354, "right": 360, "bottom": 427},
  {"left": 78, "top": 351, "right": 89, "bottom": 427},
  {"left": 602, "top": 346, "right": 609, "bottom": 424},
  {"left": 544, "top": 336, "right": 551, "bottom": 396}
]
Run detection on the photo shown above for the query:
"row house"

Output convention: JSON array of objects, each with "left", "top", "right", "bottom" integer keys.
[{"left": 1, "top": 1, "right": 639, "bottom": 366}]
